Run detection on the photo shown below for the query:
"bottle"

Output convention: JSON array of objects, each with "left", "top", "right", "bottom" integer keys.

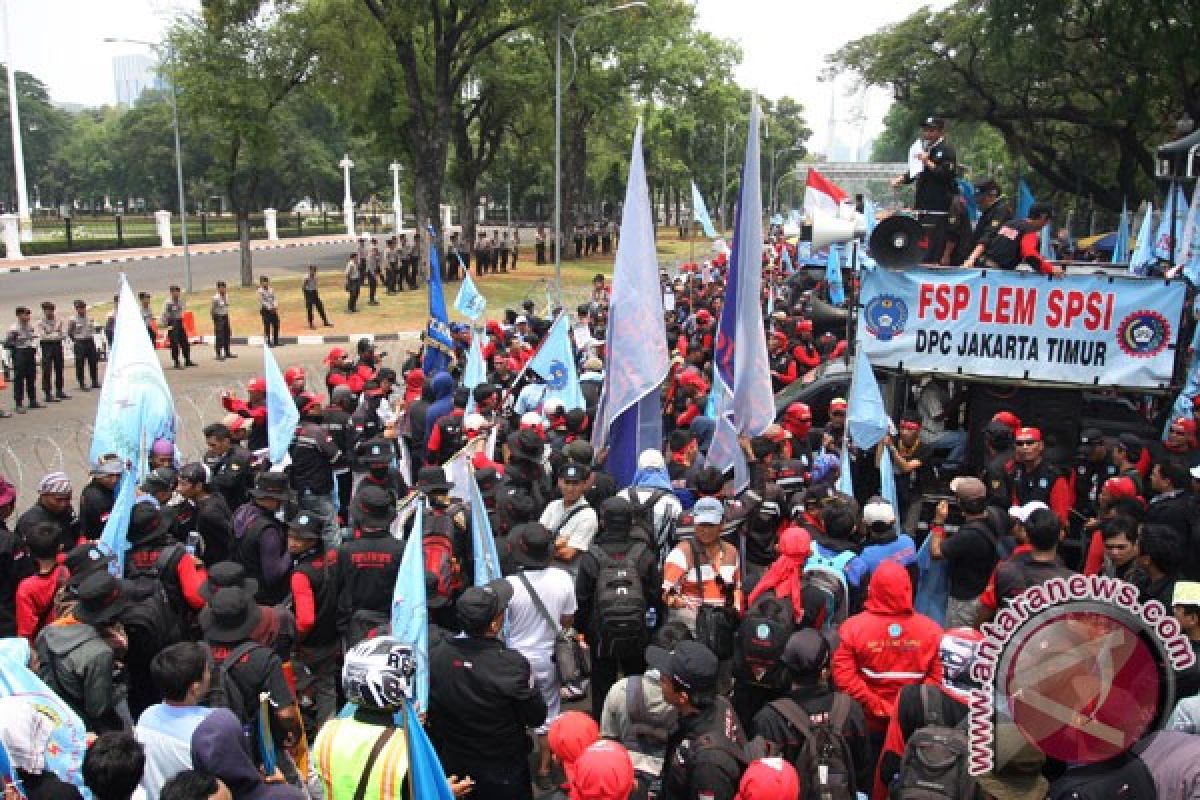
[{"left": 645, "top": 606, "right": 658, "bottom": 629}]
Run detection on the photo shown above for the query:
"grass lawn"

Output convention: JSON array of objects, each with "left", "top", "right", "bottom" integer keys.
[{"left": 157, "top": 232, "right": 704, "bottom": 337}]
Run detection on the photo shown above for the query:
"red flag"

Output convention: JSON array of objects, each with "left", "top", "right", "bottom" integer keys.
[{"left": 804, "top": 168, "right": 849, "bottom": 217}]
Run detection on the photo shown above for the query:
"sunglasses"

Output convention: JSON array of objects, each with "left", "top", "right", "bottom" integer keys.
[
  {"left": 1015, "top": 440, "right": 1039, "bottom": 447},
  {"left": 830, "top": 410, "right": 846, "bottom": 417}
]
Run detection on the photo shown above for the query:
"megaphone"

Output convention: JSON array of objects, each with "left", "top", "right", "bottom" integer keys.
[
  {"left": 810, "top": 212, "right": 857, "bottom": 251},
  {"left": 868, "top": 214, "right": 925, "bottom": 268}
]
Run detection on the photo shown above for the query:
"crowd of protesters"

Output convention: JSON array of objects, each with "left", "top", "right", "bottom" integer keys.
[{"left": 2, "top": 220, "right": 1200, "bottom": 800}]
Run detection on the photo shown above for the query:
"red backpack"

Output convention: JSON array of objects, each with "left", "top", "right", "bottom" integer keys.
[{"left": 423, "top": 510, "right": 464, "bottom": 601}]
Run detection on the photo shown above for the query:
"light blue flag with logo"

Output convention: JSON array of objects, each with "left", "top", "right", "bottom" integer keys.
[
  {"left": 1181, "top": 186, "right": 1200, "bottom": 285},
  {"left": 1111, "top": 201, "right": 1130, "bottom": 265},
  {"left": 914, "top": 534, "right": 948, "bottom": 627},
  {"left": 463, "top": 329, "right": 486, "bottom": 415},
  {"left": 1040, "top": 223, "right": 1056, "bottom": 261},
  {"left": 691, "top": 180, "right": 717, "bottom": 238},
  {"left": 1016, "top": 179, "right": 1035, "bottom": 220},
  {"left": 391, "top": 498, "right": 429, "bottom": 713},
  {"left": 454, "top": 271, "right": 487, "bottom": 320},
  {"left": 1130, "top": 203, "right": 1156, "bottom": 276},
  {"left": 90, "top": 275, "right": 175, "bottom": 480},
  {"left": 0, "top": 638, "right": 89, "bottom": 790},
  {"left": 469, "top": 470, "right": 503, "bottom": 586},
  {"left": 424, "top": 225, "right": 455, "bottom": 376},
  {"left": 705, "top": 101, "right": 775, "bottom": 491},
  {"left": 878, "top": 443, "right": 899, "bottom": 511},
  {"left": 529, "top": 312, "right": 585, "bottom": 412},
  {"left": 404, "top": 697, "right": 455, "bottom": 800},
  {"left": 958, "top": 179, "right": 979, "bottom": 223},
  {"left": 99, "top": 468, "right": 136, "bottom": 576},
  {"left": 1154, "top": 184, "right": 1188, "bottom": 263},
  {"left": 263, "top": 343, "right": 299, "bottom": 466},
  {"left": 847, "top": 351, "right": 889, "bottom": 451},
  {"left": 826, "top": 243, "right": 845, "bottom": 305}
]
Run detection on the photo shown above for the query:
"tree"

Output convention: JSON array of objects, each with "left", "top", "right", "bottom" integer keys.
[
  {"left": 0, "top": 67, "right": 71, "bottom": 211},
  {"left": 169, "top": 4, "right": 323, "bottom": 285}
]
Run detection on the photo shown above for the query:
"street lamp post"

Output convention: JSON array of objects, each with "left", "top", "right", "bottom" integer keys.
[
  {"left": 769, "top": 144, "right": 805, "bottom": 215},
  {"left": 3, "top": 0, "right": 30, "bottom": 243},
  {"left": 720, "top": 121, "right": 734, "bottom": 232},
  {"left": 339, "top": 155, "right": 355, "bottom": 237},
  {"left": 104, "top": 36, "right": 192, "bottom": 289},
  {"left": 389, "top": 161, "right": 403, "bottom": 235},
  {"left": 554, "top": 1, "right": 646, "bottom": 306}
]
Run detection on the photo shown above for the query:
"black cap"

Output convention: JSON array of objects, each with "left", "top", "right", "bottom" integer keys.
[
  {"left": 199, "top": 561, "right": 259, "bottom": 601},
  {"left": 561, "top": 462, "right": 592, "bottom": 482},
  {"left": 781, "top": 629, "right": 832, "bottom": 675},
  {"left": 646, "top": 640, "right": 718, "bottom": 695},
  {"left": 75, "top": 572, "right": 130, "bottom": 626},
  {"left": 600, "top": 496, "right": 634, "bottom": 531},
  {"left": 127, "top": 502, "right": 171, "bottom": 544},
  {"left": 1117, "top": 432, "right": 1143, "bottom": 460},
  {"left": 357, "top": 437, "right": 394, "bottom": 467},
  {"left": 416, "top": 466, "right": 452, "bottom": 493},
  {"left": 509, "top": 523, "right": 554, "bottom": 570},
  {"left": 507, "top": 430, "right": 544, "bottom": 463},
  {"left": 456, "top": 579, "right": 514, "bottom": 633},
  {"left": 921, "top": 116, "right": 946, "bottom": 129},
  {"left": 973, "top": 179, "right": 1000, "bottom": 195},
  {"left": 250, "top": 470, "right": 291, "bottom": 501},
  {"left": 199, "top": 587, "right": 262, "bottom": 644},
  {"left": 140, "top": 467, "right": 176, "bottom": 494},
  {"left": 1078, "top": 428, "right": 1104, "bottom": 447},
  {"left": 178, "top": 462, "right": 210, "bottom": 486},
  {"left": 287, "top": 511, "right": 325, "bottom": 541},
  {"left": 65, "top": 542, "right": 110, "bottom": 579},
  {"left": 353, "top": 485, "right": 397, "bottom": 532}
]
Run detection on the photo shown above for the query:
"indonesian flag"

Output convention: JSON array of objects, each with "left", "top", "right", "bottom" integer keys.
[{"left": 804, "top": 168, "right": 848, "bottom": 218}]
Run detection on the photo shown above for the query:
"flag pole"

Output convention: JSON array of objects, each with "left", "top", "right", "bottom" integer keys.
[{"left": 400, "top": 698, "right": 417, "bottom": 800}]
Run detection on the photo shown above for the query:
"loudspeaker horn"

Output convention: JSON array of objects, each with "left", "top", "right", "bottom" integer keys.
[
  {"left": 868, "top": 214, "right": 925, "bottom": 268},
  {"left": 810, "top": 212, "right": 857, "bottom": 251}
]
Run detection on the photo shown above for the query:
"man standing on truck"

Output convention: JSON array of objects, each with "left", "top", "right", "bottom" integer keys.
[
  {"left": 978, "top": 203, "right": 1063, "bottom": 275},
  {"left": 1011, "top": 427, "right": 1072, "bottom": 525}
]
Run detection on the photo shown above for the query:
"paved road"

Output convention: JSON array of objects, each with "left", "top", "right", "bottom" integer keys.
[{"left": 0, "top": 241, "right": 356, "bottom": 311}]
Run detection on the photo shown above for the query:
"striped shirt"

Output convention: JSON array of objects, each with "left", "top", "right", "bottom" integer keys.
[{"left": 662, "top": 540, "right": 742, "bottom": 611}]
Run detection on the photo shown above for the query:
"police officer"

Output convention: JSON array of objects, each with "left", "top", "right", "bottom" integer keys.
[
  {"left": 651, "top": 640, "right": 747, "bottom": 800},
  {"left": 474, "top": 230, "right": 490, "bottom": 277},
  {"left": 211, "top": 281, "right": 236, "bottom": 360},
  {"left": 405, "top": 231, "right": 420, "bottom": 290},
  {"left": 138, "top": 291, "right": 156, "bottom": 341},
  {"left": 962, "top": 179, "right": 1013, "bottom": 267},
  {"left": 36, "top": 301, "right": 68, "bottom": 402},
  {"left": 891, "top": 116, "right": 958, "bottom": 263},
  {"left": 162, "top": 285, "right": 196, "bottom": 370},
  {"left": 980, "top": 203, "right": 1062, "bottom": 275},
  {"left": 203, "top": 422, "right": 254, "bottom": 511},
  {"left": 5, "top": 306, "right": 39, "bottom": 412},
  {"left": 385, "top": 236, "right": 401, "bottom": 293},
  {"left": 66, "top": 300, "right": 101, "bottom": 392}
]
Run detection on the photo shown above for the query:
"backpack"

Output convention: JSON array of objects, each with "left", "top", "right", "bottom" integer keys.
[
  {"left": 123, "top": 544, "right": 187, "bottom": 651},
  {"left": 733, "top": 593, "right": 795, "bottom": 690},
  {"left": 423, "top": 510, "right": 464, "bottom": 602},
  {"left": 205, "top": 640, "right": 265, "bottom": 726},
  {"left": 626, "top": 489, "right": 669, "bottom": 545},
  {"left": 891, "top": 685, "right": 976, "bottom": 800},
  {"left": 803, "top": 549, "right": 856, "bottom": 632},
  {"left": 1047, "top": 754, "right": 1156, "bottom": 800},
  {"left": 592, "top": 543, "right": 648, "bottom": 657},
  {"left": 434, "top": 415, "right": 466, "bottom": 461},
  {"left": 767, "top": 695, "right": 857, "bottom": 800},
  {"left": 625, "top": 675, "right": 676, "bottom": 800}
]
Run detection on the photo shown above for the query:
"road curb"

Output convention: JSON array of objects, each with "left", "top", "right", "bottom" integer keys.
[
  {"left": 192, "top": 331, "right": 422, "bottom": 347},
  {"left": 3, "top": 236, "right": 353, "bottom": 274}
]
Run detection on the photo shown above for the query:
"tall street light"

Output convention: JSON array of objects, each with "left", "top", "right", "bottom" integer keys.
[
  {"left": 3, "top": 0, "right": 30, "bottom": 242},
  {"left": 105, "top": 36, "right": 192, "bottom": 291},
  {"left": 769, "top": 144, "right": 804, "bottom": 215},
  {"left": 555, "top": 1, "right": 646, "bottom": 307}
]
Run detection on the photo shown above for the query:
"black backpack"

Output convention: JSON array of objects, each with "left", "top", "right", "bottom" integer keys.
[
  {"left": 891, "top": 685, "right": 977, "bottom": 800},
  {"left": 626, "top": 489, "right": 669, "bottom": 544},
  {"left": 433, "top": 415, "right": 466, "bottom": 462},
  {"left": 205, "top": 640, "right": 267, "bottom": 725},
  {"left": 767, "top": 696, "right": 857, "bottom": 800},
  {"left": 592, "top": 542, "right": 648, "bottom": 657},
  {"left": 1047, "top": 754, "right": 1156, "bottom": 800},
  {"left": 733, "top": 592, "right": 795, "bottom": 690},
  {"left": 123, "top": 545, "right": 187, "bottom": 650}
]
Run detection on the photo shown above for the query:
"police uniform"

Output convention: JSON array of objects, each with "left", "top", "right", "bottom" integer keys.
[
  {"left": 66, "top": 305, "right": 100, "bottom": 390},
  {"left": 162, "top": 294, "right": 193, "bottom": 368},
  {"left": 211, "top": 291, "right": 234, "bottom": 359},
  {"left": 4, "top": 315, "right": 39, "bottom": 409},
  {"left": 205, "top": 445, "right": 254, "bottom": 512},
  {"left": 982, "top": 452, "right": 1014, "bottom": 510},
  {"left": 35, "top": 309, "right": 68, "bottom": 401},
  {"left": 901, "top": 118, "right": 958, "bottom": 262}
]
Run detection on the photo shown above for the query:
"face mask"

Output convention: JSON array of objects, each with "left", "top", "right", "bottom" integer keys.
[{"left": 369, "top": 466, "right": 390, "bottom": 480}]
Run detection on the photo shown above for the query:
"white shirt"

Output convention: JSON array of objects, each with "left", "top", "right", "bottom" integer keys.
[
  {"left": 506, "top": 566, "right": 577, "bottom": 662},
  {"left": 540, "top": 496, "right": 598, "bottom": 569}
]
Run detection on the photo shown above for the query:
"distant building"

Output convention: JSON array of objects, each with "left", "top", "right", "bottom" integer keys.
[{"left": 112, "top": 54, "right": 163, "bottom": 106}]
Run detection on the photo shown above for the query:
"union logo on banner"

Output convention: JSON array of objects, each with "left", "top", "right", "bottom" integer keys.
[
  {"left": 1117, "top": 310, "right": 1170, "bottom": 358},
  {"left": 863, "top": 294, "right": 908, "bottom": 342}
]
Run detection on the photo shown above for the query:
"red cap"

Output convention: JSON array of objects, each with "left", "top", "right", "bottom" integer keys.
[
  {"left": 992, "top": 411, "right": 1022, "bottom": 433},
  {"left": 1015, "top": 426, "right": 1042, "bottom": 442},
  {"left": 1103, "top": 475, "right": 1138, "bottom": 500},
  {"left": 829, "top": 397, "right": 848, "bottom": 412},
  {"left": 570, "top": 740, "right": 635, "bottom": 800},
  {"left": 900, "top": 419, "right": 921, "bottom": 432},
  {"left": 1172, "top": 417, "right": 1197, "bottom": 436},
  {"left": 0, "top": 476, "right": 15, "bottom": 507},
  {"left": 735, "top": 758, "right": 801, "bottom": 800},
  {"left": 771, "top": 331, "right": 788, "bottom": 347},
  {"left": 696, "top": 310, "right": 713, "bottom": 324},
  {"left": 784, "top": 402, "right": 812, "bottom": 423},
  {"left": 796, "top": 319, "right": 813, "bottom": 333},
  {"left": 246, "top": 377, "right": 266, "bottom": 394},
  {"left": 324, "top": 347, "right": 348, "bottom": 365},
  {"left": 284, "top": 366, "right": 305, "bottom": 384},
  {"left": 548, "top": 711, "right": 599, "bottom": 783},
  {"left": 297, "top": 392, "right": 324, "bottom": 416}
]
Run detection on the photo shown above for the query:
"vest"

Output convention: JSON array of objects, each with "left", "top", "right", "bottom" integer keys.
[
  {"left": 296, "top": 550, "right": 339, "bottom": 647},
  {"left": 983, "top": 220, "right": 1036, "bottom": 269},
  {"left": 314, "top": 716, "right": 410, "bottom": 800}
]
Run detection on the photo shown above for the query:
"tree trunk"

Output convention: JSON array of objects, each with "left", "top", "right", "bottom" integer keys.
[
  {"left": 237, "top": 208, "right": 253, "bottom": 287},
  {"left": 461, "top": 183, "right": 478, "bottom": 259}
]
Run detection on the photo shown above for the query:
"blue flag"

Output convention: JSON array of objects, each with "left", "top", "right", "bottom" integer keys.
[
  {"left": 913, "top": 534, "right": 948, "bottom": 627},
  {"left": 424, "top": 226, "right": 455, "bottom": 376},
  {"left": 826, "top": 243, "right": 845, "bottom": 305},
  {"left": 1130, "top": 203, "right": 1156, "bottom": 276},
  {"left": 462, "top": 330, "right": 486, "bottom": 415},
  {"left": 836, "top": 441, "right": 853, "bottom": 496},
  {"left": 391, "top": 499, "right": 429, "bottom": 713},
  {"left": 263, "top": 343, "right": 299, "bottom": 465},
  {"left": 1016, "top": 179, "right": 1035, "bottom": 220},
  {"left": 529, "top": 313, "right": 585, "bottom": 412},
  {"left": 1040, "top": 223, "right": 1056, "bottom": 261},
  {"left": 469, "top": 470, "right": 503, "bottom": 586},
  {"left": 593, "top": 121, "right": 670, "bottom": 487},
  {"left": 959, "top": 179, "right": 979, "bottom": 223},
  {"left": 0, "top": 639, "right": 89, "bottom": 789},
  {"left": 846, "top": 352, "right": 889, "bottom": 450},
  {"left": 99, "top": 469, "right": 136, "bottom": 576},
  {"left": 404, "top": 698, "right": 455, "bottom": 800},
  {"left": 780, "top": 242, "right": 794, "bottom": 274},
  {"left": 1111, "top": 201, "right": 1130, "bottom": 265},
  {"left": 705, "top": 101, "right": 775, "bottom": 491},
  {"left": 864, "top": 199, "right": 878, "bottom": 237},
  {"left": 1181, "top": 187, "right": 1200, "bottom": 285},
  {"left": 691, "top": 180, "right": 718, "bottom": 238},
  {"left": 879, "top": 444, "right": 899, "bottom": 512},
  {"left": 1155, "top": 184, "right": 1189, "bottom": 263},
  {"left": 90, "top": 275, "right": 175, "bottom": 480},
  {"left": 454, "top": 271, "right": 487, "bottom": 320}
]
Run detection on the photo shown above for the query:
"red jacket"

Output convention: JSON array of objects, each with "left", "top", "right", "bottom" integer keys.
[
  {"left": 16, "top": 565, "right": 67, "bottom": 641},
  {"left": 831, "top": 561, "right": 944, "bottom": 732}
]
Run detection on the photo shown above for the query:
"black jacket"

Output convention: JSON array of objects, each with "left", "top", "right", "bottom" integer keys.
[
  {"left": 662, "top": 696, "right": 747, "bottom": 800},
  {"left": 335, "top": 530, "right": 405, "bottom": 631},
  {"left": 193, "top": 493, "right": 234, "bottom": 567},
  {"left": 15, "top": 503, "right": 80, "bottom": 553},
  {"left": 909, "top": 139, "right": 957, "bottom": 212},
  {"left": 575, "top": 532, "right": 658, "bottom": 655},
  {"left": 289, "top": 420, "right": 340, "bottom": 494},
  {"left": 79, "top": 480, "right": 114, "bottom": 541},
  {"left": 1146, "top": 490, "right": 1194, "bottom": 549},
  {"left": 206, "top": 445, "right": 254, "bottom": 512},
  {"left": 428, "top": 635, "right": 547, "bottom": 767},
  {"left": 750, "top": 684, "right": 872, "bottom": 792},
  {"left": 971, "top": 198, "right": 1012, "bottom": 251},
  {"left": 0, "top": 521, "right": 32, "bottom": 637}
]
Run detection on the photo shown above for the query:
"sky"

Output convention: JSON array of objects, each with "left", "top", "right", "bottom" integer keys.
[{"left": 8, "top": 0, "right": 945, "bottom": 158}]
